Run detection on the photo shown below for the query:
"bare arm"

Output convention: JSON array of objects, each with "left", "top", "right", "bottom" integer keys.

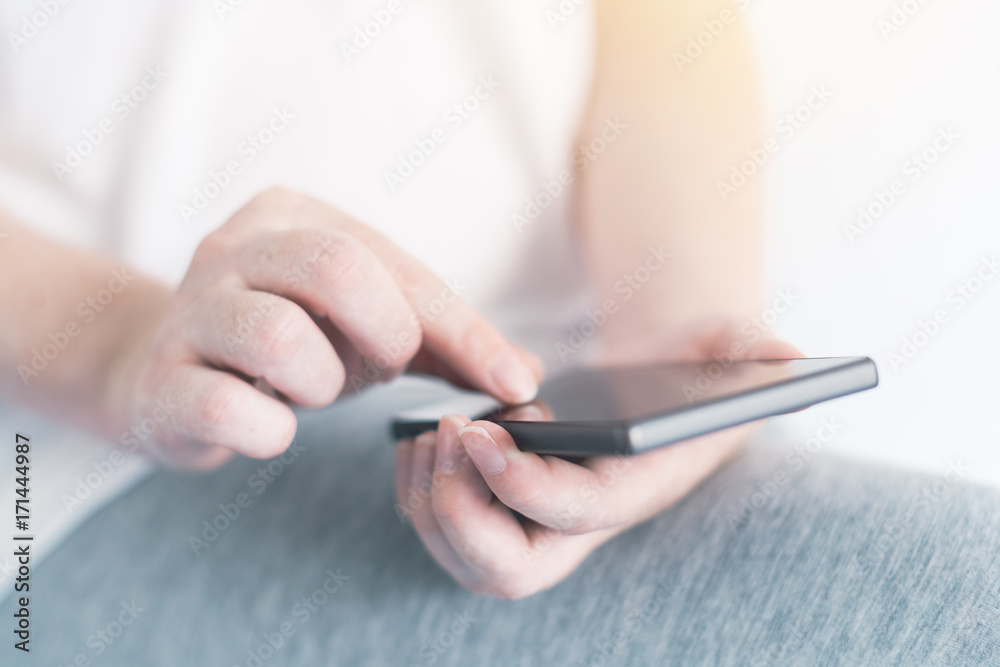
[
  {"left": 0, "top": 216, "right": 170, "bottom": 435},
  {"left": 578, "top": 0, "right": 765, "bottom": 353}
]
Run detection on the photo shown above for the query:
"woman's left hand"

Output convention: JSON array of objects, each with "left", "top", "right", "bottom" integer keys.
[{"left": 395, "top": 324, "right": 802, "bottom": 598}]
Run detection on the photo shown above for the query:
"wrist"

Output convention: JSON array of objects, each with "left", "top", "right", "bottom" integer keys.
[{"left": 99, "top": 279, "right": 172, "bottom": 439}]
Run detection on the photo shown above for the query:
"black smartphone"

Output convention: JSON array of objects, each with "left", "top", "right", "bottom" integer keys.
[{"left": 391, "top": 357, "right": 878, "bottom": 457}]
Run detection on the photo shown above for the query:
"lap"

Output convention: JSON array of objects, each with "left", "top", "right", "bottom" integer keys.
[{"left": 9, "top": 382, "right": 1000, "bottom": 666}]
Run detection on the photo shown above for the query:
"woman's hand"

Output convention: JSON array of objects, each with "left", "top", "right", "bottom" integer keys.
[
  {"left": 396, "top": 323, "right": 802, "bottom": 598},
  {"left": 109, "top": 187, "right": 542, "bottom": 469}
]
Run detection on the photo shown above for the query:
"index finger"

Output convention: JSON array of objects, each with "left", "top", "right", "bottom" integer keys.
[
  {"left": 302, "top": 197, "right": 543, "bottom": 403},
  {"left": 241, "top": 193, "right": 542, "bottom": 404},
  {"left": 348, "top": 223, "right": 543, "bottom": 404}
]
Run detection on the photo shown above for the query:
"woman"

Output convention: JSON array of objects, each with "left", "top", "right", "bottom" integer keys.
[{"left": 1, "top": 0, "right": 996, "bottom": 664}]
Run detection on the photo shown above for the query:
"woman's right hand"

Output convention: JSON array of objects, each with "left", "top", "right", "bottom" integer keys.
[{"left": 108, "top": 187, "right": 542, "bottom": 469}]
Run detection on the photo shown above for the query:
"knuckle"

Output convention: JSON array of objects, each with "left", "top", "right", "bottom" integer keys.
[
  {"left": 430, "top": 491, "right": 463, "bottom": 524},
  {"left": 190, "top": 230, "right": 229, "bottom": 268},
  {"left": 499, "top": 480, "right": 543, "bottom": 512},
  {"left": 252, "top": 302, "right": 305, "bottom": 360},
  {"left": 369, "top": 315, "right": 423, "bottom": 374},
  {"left": 231, "top": 187, "right": 305, "bottom": 233},
  {"left": 394, "top": 323, "right": 423, "bottom": 360},
  {"left": 449, "top": 322, "right": 497, "bottom": 369},
  {"left": 311, "top": 234, "right": 369, "bottom": 289},
  {"left": 255, "top": 185, "right": 303, "bottom": 210},
  {"left": 392, "top": 257, "right": 430, "bottom": 294},
  {"left": 200, "top": 382, "right": 239, "bottom": 435}
]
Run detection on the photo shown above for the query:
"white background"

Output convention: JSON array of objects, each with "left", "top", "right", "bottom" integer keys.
[{"left": 745, "top": 0, "right": 1000, "bottom": 487}]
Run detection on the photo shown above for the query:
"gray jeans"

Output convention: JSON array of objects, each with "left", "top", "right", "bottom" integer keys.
[{"left": 7, "top": 382, "right": 999, "bottom": 666}]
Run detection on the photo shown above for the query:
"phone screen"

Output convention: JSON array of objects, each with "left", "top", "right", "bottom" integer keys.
[{"left": 493, "top": 358, "right": 848, "bottom": 423}]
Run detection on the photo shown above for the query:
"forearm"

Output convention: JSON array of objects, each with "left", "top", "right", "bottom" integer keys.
[
  {"left": 0, "top": 214, "right": 171, "bottom": 435},
  {"left": 579, "top": 0, "right": 765, "bottom": 349}
]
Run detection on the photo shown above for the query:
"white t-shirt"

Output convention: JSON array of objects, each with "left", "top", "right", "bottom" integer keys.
[{"left": 0, "top": 0, "right": 596, "bottom": 587}]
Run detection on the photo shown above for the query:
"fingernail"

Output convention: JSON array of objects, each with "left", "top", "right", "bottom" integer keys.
[
  {"left": 489, "top": 349, "right": 538, "bottom": 404},
  {"left": 457, "top": 426, "right": 507, "bottom": 475},
  {"left": 436, "top": 415, "right": 466, "bottom": 475}
]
